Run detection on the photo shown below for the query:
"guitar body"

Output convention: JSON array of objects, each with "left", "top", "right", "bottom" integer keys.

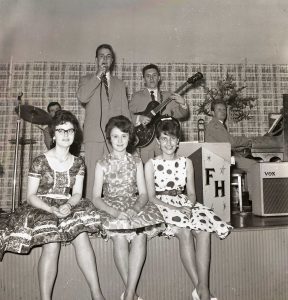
[
  {"left": 134, "top": 72, "right": 204, "bottom": 148},
  {"left": 134, "top": 101, "right": 162, "bottom": 148},
  {"left": 134, "top": 123, "right": 156, "bottom": 148}
]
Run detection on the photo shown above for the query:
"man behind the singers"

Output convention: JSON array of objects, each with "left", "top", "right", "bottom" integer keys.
[
  {"left": 129, "top": 64, "right": 189, "bottom": 163},
  {"left": 77, "top": 44, "right": 131, "bottom": 199},
  {"left": 205, "top": 100, "right": 257, "bottom": 201}
]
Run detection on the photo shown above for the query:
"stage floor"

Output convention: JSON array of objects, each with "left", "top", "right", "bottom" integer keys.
[
  {"left": 1, "top": 209, "right": 288, "bottom": 300},
  {"left": 231, "top": 211, "right": 288, "bottom": 229}
]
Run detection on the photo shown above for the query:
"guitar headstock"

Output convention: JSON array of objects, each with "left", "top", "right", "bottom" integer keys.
[{"left": 187, "top": 72, "right": 204, "bottom": 84}]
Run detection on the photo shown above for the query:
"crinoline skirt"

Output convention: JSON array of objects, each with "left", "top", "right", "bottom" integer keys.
[
  {"left": 98, "top": 195, "right": 165, "bottom": 241},
  {"left": 156, "top": 194, "right": 233, "bottom": 240},
  {"left": 0, "top": 196, "right": 102, "bottom": 260}
]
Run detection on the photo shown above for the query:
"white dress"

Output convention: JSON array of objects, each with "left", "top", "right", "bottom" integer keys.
[{"left": 152, "top": 157, "right": 233, "bottom": 239}]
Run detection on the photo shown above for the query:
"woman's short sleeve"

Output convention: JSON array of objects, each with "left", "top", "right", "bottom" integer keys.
[
  {"left": 76, "top": 157, "right": 85, "bottom": 177},
  {"left": 28, "top": 155, "right": 44, "bottom": 179}
]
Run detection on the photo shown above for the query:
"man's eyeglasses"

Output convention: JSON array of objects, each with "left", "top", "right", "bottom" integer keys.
[{"left": 55, "top": 128, "right": 75, "bottom": 135}]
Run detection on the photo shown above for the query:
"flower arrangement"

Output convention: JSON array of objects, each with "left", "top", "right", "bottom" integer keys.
[{"left": 197, "top": 74, "right": 256, "bottom": 122}]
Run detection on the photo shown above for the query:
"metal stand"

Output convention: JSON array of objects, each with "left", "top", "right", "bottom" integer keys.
[
  {"left": 197, "top": 119, "right": 205, "bottom": 142},
  {"left": 283, "top": 94, "right": 288, "bottom": 162},
  {"left": 11, "top": 93, "right": 23, "bottom": 212}
]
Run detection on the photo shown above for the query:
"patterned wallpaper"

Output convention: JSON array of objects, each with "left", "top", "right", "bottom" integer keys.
[{"left": 0, "top": 61, "right": 288, "bottom": 210}]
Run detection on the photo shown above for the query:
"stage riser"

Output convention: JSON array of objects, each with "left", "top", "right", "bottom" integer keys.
[{"left": 1, "top": 229, "right": 288, "bottom": 300}]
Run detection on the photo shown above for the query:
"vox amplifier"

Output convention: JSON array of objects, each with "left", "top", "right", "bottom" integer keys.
[{"left": 252, "top": 162, "right": 288, "bottom": 216}]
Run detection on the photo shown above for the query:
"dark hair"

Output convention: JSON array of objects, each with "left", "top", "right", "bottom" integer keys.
[
  {"left": 211, "top": 100, "right": 227, "bottom": 112},
  {"left": 105, "top": 115, "right": 135, "bottom": 146},
  {"left": 142, "top": 64, "right": 160, "bottom": 77},
  {"left": 155, "top": 116, "right": 181, "bottom": 139},
  {"left": 95, "top": 44, "right": 115, "bottom": 69},
  {"left": 49, "top": 110, "right": 83, "bottom": 156},
  {"left": 47, "top": 101, "right": 62, "bottom": 112}
]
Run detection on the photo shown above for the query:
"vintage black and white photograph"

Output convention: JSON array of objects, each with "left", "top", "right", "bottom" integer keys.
[{"left": 0, "top": 1, "right": 288, "bottom": 299}]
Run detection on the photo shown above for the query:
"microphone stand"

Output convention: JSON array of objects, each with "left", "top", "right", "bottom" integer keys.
[{"left": 11, "top": 92, "right": 23, "bottom": 212}]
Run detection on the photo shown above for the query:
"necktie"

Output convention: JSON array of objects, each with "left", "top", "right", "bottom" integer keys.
[
  {"left": 102, "top": 74, "right": 109, "bottom": 100},
  {"left": 150, "top": 91, "right": 156, "bottom": 101}
]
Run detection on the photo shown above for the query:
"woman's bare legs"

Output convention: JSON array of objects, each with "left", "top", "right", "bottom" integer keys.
[
  {"left": 125, "top": 234, "right": 147, "bottom": 300},
  {"left": 38, "top": 242, "right": 61, "bottom": 300},
  {"left": 72, "top": 233, "right": 105, "bottom": 300},
  {"left": 112, "top": 234, "right": 147, "bottom": 300},
  {"left": 175, "top": 229, "right": 211, "bottom": 300},
  {"left": 194, "top": 231, "right": 211, "bottom": 300},
  {"left": 175, "top": 228, "right": 198, "bottom": 286}
]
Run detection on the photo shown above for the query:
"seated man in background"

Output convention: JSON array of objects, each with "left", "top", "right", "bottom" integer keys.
[
  {"left": 205, "top": 100, "right": 252, "bottom": 155},
  {"left": 43, "top": 101, "right": 62, "bottom": 149},
  {"left": 205, "top": 100, "right": 257, "bottom": 201}
]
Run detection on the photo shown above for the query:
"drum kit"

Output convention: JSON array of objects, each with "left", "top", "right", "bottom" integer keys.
[
  {"left": 11, "top": 94, "right": 52, "bottom": 211},
  {"left": 15, "top": 104, "right": 52, "bottom": 125}
]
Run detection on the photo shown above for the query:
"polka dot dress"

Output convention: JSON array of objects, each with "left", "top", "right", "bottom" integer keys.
[{"left": 152, "top": 157, "right": 232, "bottom": 239}]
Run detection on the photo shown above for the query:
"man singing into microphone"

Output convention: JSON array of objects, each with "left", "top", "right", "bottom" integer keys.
[{"left": 77, "top": 44, "right": 131, "bottom": 199}]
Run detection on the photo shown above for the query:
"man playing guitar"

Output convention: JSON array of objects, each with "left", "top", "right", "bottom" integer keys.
[{"left": 129, "top": 64, "right": 189, "bottom": 163}]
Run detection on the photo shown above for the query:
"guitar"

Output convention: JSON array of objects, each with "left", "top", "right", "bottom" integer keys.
[{"left": 134, "top": 72, "right": 204, "bottom": 148}]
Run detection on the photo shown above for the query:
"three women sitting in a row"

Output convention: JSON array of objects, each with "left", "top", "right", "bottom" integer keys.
[{"left": 0, "top": 110, "right": 232, "bottom": 300}]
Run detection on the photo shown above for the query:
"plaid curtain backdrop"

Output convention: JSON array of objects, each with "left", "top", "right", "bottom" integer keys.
[{"left": 0, "top": 61, "right": 288, "bottom": 210}]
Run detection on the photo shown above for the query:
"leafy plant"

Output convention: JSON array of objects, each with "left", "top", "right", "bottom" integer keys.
[{"left": 197, "top": 74, "right": 256, "bottom": 122}]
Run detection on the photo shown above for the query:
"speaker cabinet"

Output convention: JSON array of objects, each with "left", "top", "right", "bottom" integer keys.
[{"left": 252, "top": 162, "right": 288, "bottom": 216}]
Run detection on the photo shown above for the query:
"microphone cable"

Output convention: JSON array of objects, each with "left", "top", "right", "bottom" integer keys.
[{"left": 99, "top": 78, "right": 110, "bottom": 154}]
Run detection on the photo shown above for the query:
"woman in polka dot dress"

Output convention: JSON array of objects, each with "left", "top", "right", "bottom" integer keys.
[{"left": 145, "top": 117, "right": 233, "bottom": 300}]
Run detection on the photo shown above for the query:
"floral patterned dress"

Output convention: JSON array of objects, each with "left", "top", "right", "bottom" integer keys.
[
  {"left": 98, "top": 153, "right": 164, "bottom": 240},
  {"left": 152, "top": 157, "right": 233, "bottom": 239},
  {"left": 0, "top": 154, "right": 102, "bottom": 260}
]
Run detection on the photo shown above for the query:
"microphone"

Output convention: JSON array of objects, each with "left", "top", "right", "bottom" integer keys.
[
  {"left": 17, "top": 92, "right": 23, "bottom": 102},
  {"left": 101, "top": 67, "right": 109, "bottom": 100},
  {"left": 100, "top": 64, "right": 108, "bottom": 78}
]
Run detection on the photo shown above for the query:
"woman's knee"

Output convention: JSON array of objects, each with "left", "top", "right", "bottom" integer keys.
[
  {"left": 72, "top": 232, "right": 89, "bottom": 246},
  {"left": 174, "top": 228, "right": 191, "bottom": 240},
  {"left": 193, "top": 230, "right": 211, "bottom": 239},
  {"left": 41, "top": 242, "right": 61, "bottom": 256},
  {"left": 111, "top": 235, "right": 128, "bottom": 248},
  {"left": 132, "top": 233, "right": 147, "bottom": 245}
]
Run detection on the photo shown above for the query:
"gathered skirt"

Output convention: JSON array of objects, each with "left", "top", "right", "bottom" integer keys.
[
  {"left": 0, "top": 196, "right": 102, "bottom": 260},
  {"left": 156, "top": 194, "right": 233, "bottom": 240},
  {"left": 98, "top": 195, "right": 165, "bottom": 241}
]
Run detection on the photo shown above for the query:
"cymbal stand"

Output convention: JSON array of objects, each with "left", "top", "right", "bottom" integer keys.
[
  {"left": 29, "top": 122, "right": 34, "bottom": 167},
  {"left": 11, "top": 92, "right": 23, "bottom": 212}
]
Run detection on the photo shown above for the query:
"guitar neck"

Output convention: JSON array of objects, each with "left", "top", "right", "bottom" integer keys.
[
  {"left": 151, "top": 97, "right": 173, "bottom": 115},
  {"left": 151, "top": 84, "right": 186, "bottom": 115}
]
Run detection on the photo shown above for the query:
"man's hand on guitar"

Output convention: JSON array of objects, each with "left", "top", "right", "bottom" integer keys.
[
  {"left": 139, "top": 115, "right": 151, "bottom": 126},
  {"left": 171, "top": 93, "right": 186, "bottom": 106}
]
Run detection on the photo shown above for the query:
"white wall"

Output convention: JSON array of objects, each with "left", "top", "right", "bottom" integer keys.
[{"left": 1, "top": 0, "right": 288, "bottom": 64}]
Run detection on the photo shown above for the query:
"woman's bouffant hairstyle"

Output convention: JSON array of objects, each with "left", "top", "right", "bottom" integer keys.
[
  {"left": 49, "top": 110, "right": 83, "bottom": 156},
  {"left": 105, "top": 115, "right": 135, "bottom": 146},
  {"left": 155, "top": 116, "right": 181, "bottom": 139}
]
